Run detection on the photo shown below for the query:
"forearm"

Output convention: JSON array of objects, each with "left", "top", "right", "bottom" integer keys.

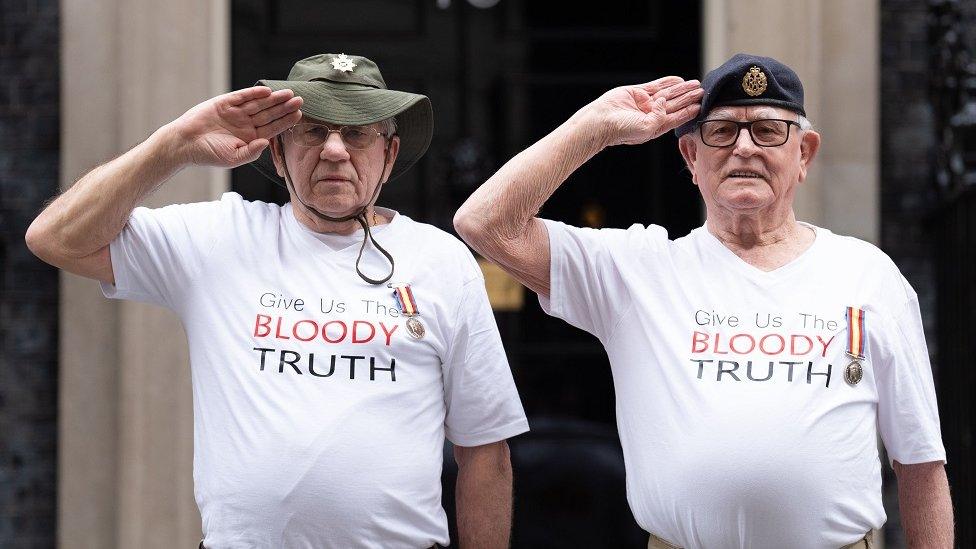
[
  {"left": 894, "top": 460, "right": 954, "bottom": 548},
  {"left": 455, "top": 111, "right": 604, "bottom": 248},
  {"left": 455, "top": 442, "right": 513, "bottom": 549},
  {"left": 26, "top": 124, "right": 185, "bottom": 259}
]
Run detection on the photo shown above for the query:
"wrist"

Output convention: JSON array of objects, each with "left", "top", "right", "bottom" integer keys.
[
  {"left": 148, "top": 122, "right": 192, "bottom": 171},
  {"left": 564, "top": 108, "right": 611, "bottom": 156}
]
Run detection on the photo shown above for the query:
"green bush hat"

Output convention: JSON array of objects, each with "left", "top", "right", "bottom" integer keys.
[{"left": 251, "top": 53, "right": 433, "bottom": 185}]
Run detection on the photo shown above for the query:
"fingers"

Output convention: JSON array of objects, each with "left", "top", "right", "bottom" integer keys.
[
  {"left": 255, "top": 109, "right": 304, "bottom": 140},
  {"left": 250, "top": 96, "right": 304, "bottom": 127},
  {"left": 646, "top": 78, "right": 702, "bottom": 120},
  {"left": 224, "top": 86, "right": 274, "bottom": 106},
  {"left": 240, "top": 89, "right": 298, "bottom": 116},
  {"left": 236, "top": 138, "right": 270, "bottom": 164},
  {"left": 638, "top": 76, "right": 684, "bottom": 95},
  {"left": 634, "top": 78, "right": 702, "bottom": 118},
  {"left": 656, "top": 79, "right": 701, "bottom": 101},
  {"left": 663, "top": 86, "right": 703, "bottom": 115},
  {"left": 664, "top": 102, "right": 702, "bottom": 129}
]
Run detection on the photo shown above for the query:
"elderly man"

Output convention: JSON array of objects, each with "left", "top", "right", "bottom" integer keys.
[
  {"left": 27, "top": 53, "right": 528, "bottom": 548},
  {"left": 455, "top": 54, "right": 952, "bottom": 548}
]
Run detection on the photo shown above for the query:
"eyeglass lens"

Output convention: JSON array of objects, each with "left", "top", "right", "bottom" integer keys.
[
  {"left": 289, "top": 124, "right": 380, "bottom": 149},
  {"left": 700, "top": 120, "right": 791, "bottom": 147}
]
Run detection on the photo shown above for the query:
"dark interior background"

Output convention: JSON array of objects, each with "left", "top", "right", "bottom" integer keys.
[{"left": 230, "top": 1, "right": 701, "bottom": 546}]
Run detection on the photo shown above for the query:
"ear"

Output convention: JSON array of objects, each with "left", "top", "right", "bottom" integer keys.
[
  {"left": 380, "top": 135, "right": 401, "bottom": 183},
  {"left": 677, "top": 135, "right": 699, "bottom": 186},
  {"left": 797, "top": 130, "right": 821, "bottom": 183},
  {"left": 270, "top": 136, "right": 286, "bottom": 177}
]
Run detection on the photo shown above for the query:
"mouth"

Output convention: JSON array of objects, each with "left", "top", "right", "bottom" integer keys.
[
  {"left": 724, "top": 170, "right": 766, "bottom": 180},
  {"left": 316, "top": 176, "right": 353, "bottom": 184}
]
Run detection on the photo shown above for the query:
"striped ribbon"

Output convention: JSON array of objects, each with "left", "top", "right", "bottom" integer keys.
[
  {"left": 846, "top": 306, "right": 866, "bottom": 359},
  {"left": 392, "top": 284, "right": 419, "bottom": 316}
]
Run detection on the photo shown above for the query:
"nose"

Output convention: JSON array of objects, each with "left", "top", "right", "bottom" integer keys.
[
  {"left": 320, "top": 131, "right": 350, "bottom": 161},
  {"left": 732, "top": 126, "right": 760, "bottom": 156}
]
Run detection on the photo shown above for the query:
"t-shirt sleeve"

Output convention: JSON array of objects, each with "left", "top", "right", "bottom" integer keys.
[
  {"left": 540, "top": 219, "right": 665, "bottom": 341},
  {"left": 101, "top": 199, "right": 228, "bottom": 310},
  {"left": 874, "top": 285, "right": 947, "bottom": 466},
  {"left": 441, "top": 275, "right": 529, "bottom": 447}
]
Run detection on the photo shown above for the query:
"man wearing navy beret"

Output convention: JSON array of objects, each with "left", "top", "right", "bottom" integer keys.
[{"left": 456, "top": 53, "right": 953, "bottom": 548}]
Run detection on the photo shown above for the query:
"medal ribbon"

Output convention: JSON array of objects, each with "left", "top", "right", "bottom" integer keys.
[
  {"left": 846, "top": 306, "right": 866, "bottom": 359},
  {"left": 392, "top": 284, "right": 419, "bottom": 316}
]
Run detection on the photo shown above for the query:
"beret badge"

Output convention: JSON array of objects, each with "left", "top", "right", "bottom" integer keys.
[{"left": 742, "top": 66, "right": 767, "bottom": 97}]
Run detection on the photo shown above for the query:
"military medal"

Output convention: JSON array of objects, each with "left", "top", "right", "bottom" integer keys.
[
  {"left": 844, "top": 306, "right": 866, "bottom": 386},
  {"left": 391, "top": 283, "right": 425, "bottom": 339},
  {"left": 406, "top": 317, "right": 425, "bottom": 339}
]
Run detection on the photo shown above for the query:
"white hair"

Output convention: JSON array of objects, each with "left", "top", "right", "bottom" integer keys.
[
  {"left": 381, "top": 117, "right": 397, "bottom": 137},
  {"left": 797, "top": 114, "right": 813, "bottom": 131}
]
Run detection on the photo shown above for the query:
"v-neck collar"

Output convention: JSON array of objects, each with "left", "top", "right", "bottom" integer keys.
[
  {"left": 284, "top": 203, "right": 400, "bottom": 255},
  {"left": 696, "top": 222, "right": 827, "bottom": 285}
]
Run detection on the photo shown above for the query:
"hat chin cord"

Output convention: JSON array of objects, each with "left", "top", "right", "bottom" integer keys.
[{"left": 276, "top": 135, "right": 395, "bottom": 285}]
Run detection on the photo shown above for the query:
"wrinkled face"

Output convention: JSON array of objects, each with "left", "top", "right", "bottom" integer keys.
[
  {"left": 678, "top": 105, "right": 820, "bottom": 217},
  {"left": 271, "top": 116, "right": 400, "bottom": 218}
]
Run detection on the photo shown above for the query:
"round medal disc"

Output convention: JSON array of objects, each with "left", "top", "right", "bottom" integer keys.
[
  {"left": 845, "top": 360, "right": 863, "bottom": 386},
  {"left": 406, "top": 317, "right": 425, "bottom": 339}
]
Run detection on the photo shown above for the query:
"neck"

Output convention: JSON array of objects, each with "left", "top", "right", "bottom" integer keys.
[
  {"left": 291, "top": 202, "right": 387, "bottom": 235},
  {"left": 705, "top": 208, "right": 815, "bottom": 271},
  {"left": 705, "top": 201, "right": 804, "bottom": 246}
]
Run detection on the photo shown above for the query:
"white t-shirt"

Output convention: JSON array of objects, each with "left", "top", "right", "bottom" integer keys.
[
  {"left": 541, "top": 220, "right": 945, "bottom": 549},
  {"left": 103, "top": 192, "right": 528, "bottom": 549}
]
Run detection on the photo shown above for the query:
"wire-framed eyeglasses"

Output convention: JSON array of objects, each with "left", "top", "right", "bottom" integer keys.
[{"left": 286, "top": 123, "right": 390, "bottom": 150}]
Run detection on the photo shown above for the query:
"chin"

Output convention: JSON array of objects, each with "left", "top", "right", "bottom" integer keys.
[
  {"left": 719, "top": 192, "right": 772, "bottom": 211},
  {"left": 307, "top": 188, "right": 355, "bottom": 206},
  {"left": 302, "top": 198, "right": 353, "bottom": 217}
]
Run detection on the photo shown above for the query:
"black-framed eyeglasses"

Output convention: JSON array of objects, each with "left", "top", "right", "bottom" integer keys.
[
  {"left": 286, "top": 123, "right": 389, "bottom": 150},
  {"left": 698, "top": 118, "right": 801, "bottom": 148}
]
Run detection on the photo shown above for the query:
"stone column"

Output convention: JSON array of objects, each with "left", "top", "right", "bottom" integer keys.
[
  {"left": 703, "top": 0, "right": 880, "bottom": 244},
  {"left": 60, "top": 0, "right": 229, "bottom": 546}
]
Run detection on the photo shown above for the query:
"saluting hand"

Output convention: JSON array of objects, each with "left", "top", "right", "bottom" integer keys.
[
  {"left": 166, "top": 86, "right": 304, "bottom": 168},
  {"left": 582, "top": 77, "right": 703, "bottom": 148}
]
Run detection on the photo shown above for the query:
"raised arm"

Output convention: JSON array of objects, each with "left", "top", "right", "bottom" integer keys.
[
  {"left": 24, "top": 86, "right": 303, "bottom": 284},
  {"left": 453, "top": 77, "right": 702, "bottom": 297}
]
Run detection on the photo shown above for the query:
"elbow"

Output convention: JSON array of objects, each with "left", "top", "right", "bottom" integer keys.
[
  {"left": 25, "top": 217, "right": 53, "bottom": 263},
  {"left": 25, "top": 215, "right": 71, "bottom": 267},
  {"left": 454, "top": 205, "right": 525, "bottom": 263},
  {"left": 453, "top": 205, "right": 489, "bottom": 250}
]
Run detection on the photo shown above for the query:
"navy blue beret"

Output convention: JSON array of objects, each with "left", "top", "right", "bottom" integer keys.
[{"left": 674, "top": 53, "right": 805, "bottom": 137}]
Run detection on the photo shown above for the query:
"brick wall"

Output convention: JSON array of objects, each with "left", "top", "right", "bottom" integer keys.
[{"left": 0, "top": 0, "right": 60, "bottom": 547}]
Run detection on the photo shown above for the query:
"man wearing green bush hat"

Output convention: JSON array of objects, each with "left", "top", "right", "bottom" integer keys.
[{"left": 27, "top": 53, "right": 528, "bottom": 548}]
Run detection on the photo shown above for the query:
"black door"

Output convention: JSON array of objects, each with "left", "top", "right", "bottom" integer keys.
[{"left": 232, "top": 2, "right": 701, "bottom": 546}]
